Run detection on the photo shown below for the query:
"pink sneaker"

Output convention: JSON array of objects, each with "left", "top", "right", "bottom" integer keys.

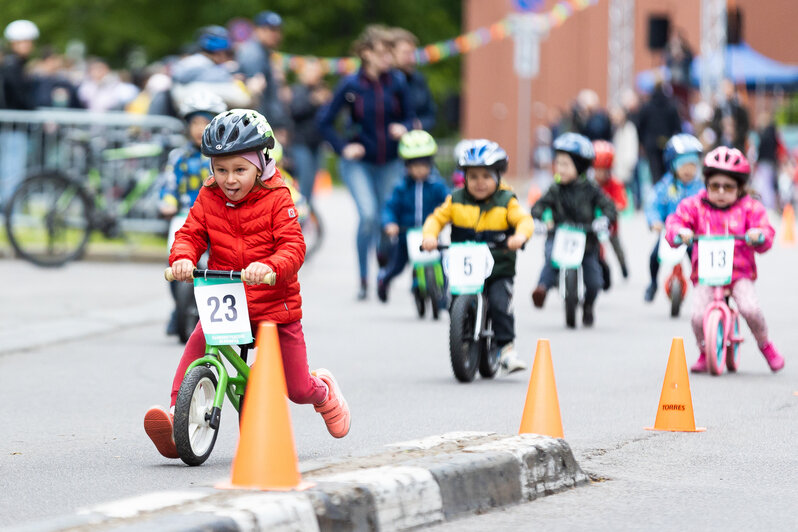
[
  {"left": 144, "top": 406, "right": 179, "bottom": 459},
  {"left": 690, "top": 352, "right": 708, "bottom": 373},
  {"left": 760, "top": 343, "right": 785, "bottom": 373},
  {"left": 312, "top": 369, "right": 351, "bottom": 438}
]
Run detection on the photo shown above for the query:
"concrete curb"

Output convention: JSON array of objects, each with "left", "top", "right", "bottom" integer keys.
[{"left": 12, "top": 432, "right": 589, "bottom": 532}]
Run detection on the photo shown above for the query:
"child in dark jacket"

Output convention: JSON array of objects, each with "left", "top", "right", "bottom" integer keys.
[
  {"left": 377, "top": 131, "right": 450, "bottom": 302},
  {"left": 530, "top": 133, "right": 618, "bottom": 327}
]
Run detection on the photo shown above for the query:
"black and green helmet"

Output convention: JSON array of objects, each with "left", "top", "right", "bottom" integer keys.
[{"left": 201, "top": 109, "right": 275, "bottom": 157}]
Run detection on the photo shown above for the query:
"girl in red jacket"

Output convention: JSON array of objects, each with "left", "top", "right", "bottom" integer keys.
[
  {"left": 593, "top": 141, "right": 629, "bottom": 285},
  {"left": 144, "top": 110, "right": 350, "bottom": 459}
]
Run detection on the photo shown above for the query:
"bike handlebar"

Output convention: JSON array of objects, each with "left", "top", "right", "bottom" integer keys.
[
  {"left": 420, "top": 240, "right": 525, "bottom": 252},
  {"left": 674, "top": 233, "right": 764, "bottom": 246},
  {"left": 164, "top": 267, "right": 276, "bottom": 286}
]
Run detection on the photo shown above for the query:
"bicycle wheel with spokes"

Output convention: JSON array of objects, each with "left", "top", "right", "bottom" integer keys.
[
  {"left": 5, "top": 172, "right": 92, "bottom": 267},
  {"left": 704, "top": 310, "right": 726, "bottom": 376},
  {"left": 174, "top": 366, "right": 219, "bottom": 466}
]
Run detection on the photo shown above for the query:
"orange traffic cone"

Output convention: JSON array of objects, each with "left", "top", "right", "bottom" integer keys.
[
  {"left": 313, "top": 169, "right": 333, "bottom": 196},
  {"left": 780, "top": 204, "right": 795, "bottom": 246},
  {"left": 222, "top": 322, "right": 311, "bottom": 490},
  {"left": 645, "top": 337, "right": 706, "bottom": 432},
  {"left": 519, "top": 339, "right": 564, "bottom": 438}
]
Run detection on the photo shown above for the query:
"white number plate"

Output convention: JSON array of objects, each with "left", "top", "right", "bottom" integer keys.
[
  {"left": 551, "top": 227, "right": 586, "bottom": 269},
  {"left": 444, "top": 243, "right": 494, "bottom": 294},
  {"left": 698, "top": 237, "right": 735, "bottom": 286},
  {"left": 193, "top": 278, "right": 253, "bottom": 345},
  {"left": 406, "top": 228, "right": 440, "bottom": 265}
]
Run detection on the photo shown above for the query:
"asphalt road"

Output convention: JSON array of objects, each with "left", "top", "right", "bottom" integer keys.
[{"left": 2, "top": 188, "right": 797, "bottom": 529}]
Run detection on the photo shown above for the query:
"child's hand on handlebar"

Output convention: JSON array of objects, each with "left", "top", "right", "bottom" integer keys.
[
  {"left": 745, "top": 228, "right": 764, "bottom": 245},
  {"left": 506, "top": 234, "right": 527, "bottom": 251},
  {"left": 384, "top": 223, "right": 400, "bottom": 237},
  {"left": 421, "top": 237, "right": 438, "bottom": 251},
  {"left": 651, "top": 222, "right": 664, "bottom": 233},
  {"left": 243, "top": 262, "right": 274, "bottom": 285},
  {"left": 171, "top": 259, "right": 195, "bottom": 282},
  {"left": 677, "top": 228, "right": 694, "bottom": 244}
]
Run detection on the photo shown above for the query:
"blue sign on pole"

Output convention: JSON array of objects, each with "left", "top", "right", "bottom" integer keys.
[{"left": 513, "top": 0, "right": 543, "bottom": 11}]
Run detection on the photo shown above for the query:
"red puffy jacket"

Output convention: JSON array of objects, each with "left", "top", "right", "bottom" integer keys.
[{"left": 170, "top": 170, "right": 305, "bottom": 323}]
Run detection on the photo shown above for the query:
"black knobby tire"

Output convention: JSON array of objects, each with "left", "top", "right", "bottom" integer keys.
[
  {"left": 5, "top": 172, "right": 92, "bottom": 267},
  {"left": 175, "top": 281, "right": 199, "bottom": 344},
  {"left": 413, "top": 279, "right": 426, "bottom": 318},
  {"left": 426, "top": 266, "right": 440, "bottom": 320},
  {"left": 478, "top": 318, "right": 499, "bottom": 379},
  {"left": 174, "top": 366, "right": 219, "bottom": 466},
  {"left": 301, "top": 206, "right": 324, "bottom": 259},
  {"left": 449, "top": 295, "right": 480, "bottom": 382},
  {"left": 564, "top": 269, "right": 578, "bottom": 328},
  {"left": 670, "top": 279, "right": 683, "bottom": 318}
]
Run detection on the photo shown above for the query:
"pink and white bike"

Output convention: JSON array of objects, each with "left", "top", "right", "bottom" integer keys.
[{"left": 679, "top": 232, "right": 763, "bottom": 375}]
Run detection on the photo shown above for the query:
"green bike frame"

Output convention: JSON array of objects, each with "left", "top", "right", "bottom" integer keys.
[{"left": 184, "top": 344, "right": 251, "bottom": 412}]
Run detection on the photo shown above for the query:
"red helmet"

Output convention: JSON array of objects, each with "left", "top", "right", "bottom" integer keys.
[
  {"left": 592, "top": 140, "right": 614, "bottom": 170},
  {"left": 702, "top": 146, "right": 750, "bottom": 185}
]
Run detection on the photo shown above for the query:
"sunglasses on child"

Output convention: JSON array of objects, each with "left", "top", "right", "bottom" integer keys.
[{"left": 707, "top": 182, "right": 738, "bottom": 192}]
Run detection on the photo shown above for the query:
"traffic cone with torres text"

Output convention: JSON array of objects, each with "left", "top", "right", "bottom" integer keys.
[
  {"left": 221, "top": 322, "right": 311, "bottom": 490},
  {"left": 519, "top": 339, "right": 564, "bottom": 438},
  {"left": 645, "top": 337, "right": 705, "bottom": 432}
]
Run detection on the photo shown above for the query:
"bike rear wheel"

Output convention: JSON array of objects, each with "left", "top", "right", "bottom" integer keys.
[
  {"left": 704, "top": 310, "right": 726, "bottom": 376},
  {"left": 478, "top": 319, "right": 498, "bottom": 379},
  {"left": 174, "top": 366, "right": 219, "bottom": 466},
  {"left": 5, "top": 172, "right": 92, "bottom": 267},
  {"left": 449, "top": 295, "right": 480, "bottom": 382},
  {"left": 726, "top": 314, "right": 741, "bottom": 372},
  {"left": 564, "top": 269, "right": 578, "bottom": 328},
  {"left": 669, "top": 278, "right": 683, "bottom": 318}
]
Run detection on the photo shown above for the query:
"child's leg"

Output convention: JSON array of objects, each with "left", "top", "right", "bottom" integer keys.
[
  {"left": 730, "top": 279, "right": 769, "bottom": 347},
  {"left": 609, "top": 231, "right": 628, "bottom": 275},
  {"left": 690, "top": 285, "right": 714, "bottom": 349},
  {"left": 581, "top": 249, "right": 603, "bottom": 306},
  {"left": 169, "top": 322, "right": 208, "bottom": 408},
  {"left": 486, "top": 278, "right": 514, "bottom": 347},
  {"left": 648, "top": 239, "right": 660, "bottom": 285},
  {"left": 537, "top": 234, "right": 557, "bottom": 288},
  {"left": 277, "top": 321, "right": 328, "bottom": 405}
]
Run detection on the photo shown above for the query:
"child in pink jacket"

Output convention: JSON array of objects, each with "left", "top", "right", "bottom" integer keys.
[{"left": 666, "top": 146, "right": 784, "bottom": 373}]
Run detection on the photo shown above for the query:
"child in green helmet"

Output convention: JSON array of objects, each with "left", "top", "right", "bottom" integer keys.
[{"left": 377, "top": 130, "right": 450, "bottom": 302}]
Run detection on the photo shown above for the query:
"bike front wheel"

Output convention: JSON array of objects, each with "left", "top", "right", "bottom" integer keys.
[
  {"left": 174, "top": 366, "right": 220, "bottom": 466},
  {"left": 564, "top": 269, "right": 578, "bottom": 328},
  {"left": 704, "top": 310, "right": 726, "bottom": 376},
  {"left": 449, "top": 295, "right": 480, "bottom": 382},
  {"left": 5, "top": 172, "right": 92, "bottom": 267}
]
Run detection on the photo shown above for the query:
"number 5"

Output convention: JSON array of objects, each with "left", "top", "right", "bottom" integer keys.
[{"left": 463, "top": 256, "right": 472, "bottom": 276}]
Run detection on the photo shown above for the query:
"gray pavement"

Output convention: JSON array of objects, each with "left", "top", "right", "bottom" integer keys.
[{"left": 2, "top": 187, "right": 798, "bottom": 529}]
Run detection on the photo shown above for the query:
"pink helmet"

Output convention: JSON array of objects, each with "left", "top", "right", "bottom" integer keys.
[{"left": 702, "top": 146, "right": 750, "bottom": 185}]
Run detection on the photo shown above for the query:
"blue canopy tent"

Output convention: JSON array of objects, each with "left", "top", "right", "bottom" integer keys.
[{"left": 636, "top": 42, "right": 798, "bottom": 92}]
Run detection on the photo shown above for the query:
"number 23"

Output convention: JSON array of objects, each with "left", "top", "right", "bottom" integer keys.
[{"left": 208, "top": 295, "right": 238, "bottom": 322}]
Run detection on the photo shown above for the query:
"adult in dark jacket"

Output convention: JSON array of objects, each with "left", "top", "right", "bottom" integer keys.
[
  {"left": 317, "top": 25, "right": 415, "bottom": 300},
  {"left": 711, "top": 79, "right": 749, "bottom": 152},
  {"left": 390, "top": 28, "right": 436, "bottom": 131},
  {"left": 288, "top": 59, "right": 331, "bottom": 201},
  {"left": 637, "top": 82, "right": 682, "bottom": 183},
  {"left": 0, "top": 20, "right": 38, "bottom": 205}
]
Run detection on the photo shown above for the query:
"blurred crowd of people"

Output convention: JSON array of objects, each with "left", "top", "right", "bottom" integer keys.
[{"left": 536, "top": 77, "right": 795, "bottom": 211}]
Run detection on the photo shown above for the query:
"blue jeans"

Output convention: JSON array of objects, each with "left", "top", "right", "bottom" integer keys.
[
  {"left": 0, "top": 130, "right": 27, "bottom": 206},
  {"left": 291, "top": 143, "right": 322, "bottom": 202},
  {"left": 339, "top": 158, "right": 403, "bottom": 281}
]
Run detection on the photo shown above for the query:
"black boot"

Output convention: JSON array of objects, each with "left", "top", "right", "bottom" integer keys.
[{"left": 582, "top": 302, "right": 594, "bottom": 326}]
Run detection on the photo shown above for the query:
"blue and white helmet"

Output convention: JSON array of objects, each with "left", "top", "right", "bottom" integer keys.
[
  {"left": 455, "top": 139, "right": 509, "bottom": 174},
  {"left": 664, "top": 133, "right": 703, "bottom": 172}
]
